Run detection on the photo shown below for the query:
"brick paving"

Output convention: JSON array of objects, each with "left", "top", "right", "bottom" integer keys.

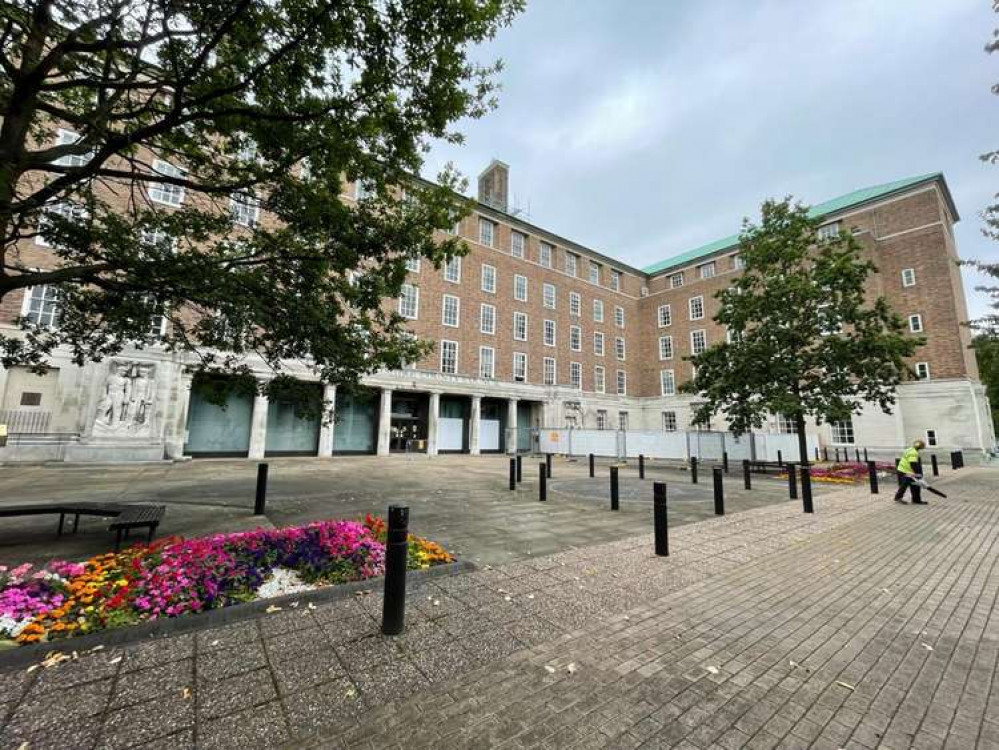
[{"left": 0, "top": 466, "right": 995, "bottom": 748}]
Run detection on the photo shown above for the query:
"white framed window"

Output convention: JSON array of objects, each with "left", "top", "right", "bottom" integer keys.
[
  {"left": 404, "top": 256, "right": 421, "bottom": 273},
  {"left": 565, "top": 252, "right": 578, "bottom": 277},
  {"left": 54, "top": 128, "right": 93, "bottom": 168},
  {"left": 511, "top": 231, "right": 526, "bottom": 258},
  {"left": 513, "top": 352, "right": 527, "bottom": 382},
  {"left": 570, "top": 362, "right": 582, "bottom": 390},
  {"left": 398, "top": 283, "right": 419, "bottom": 319},
  {"left": 610, "top": 269, "right": 620, "bottom": 291},
  {"left": 691, "top": 329, "right": 707, "bottom": 355},
  {"left": 543, "top": 357, "right": 556, "bottom": 385},
  {"left": 21, "top": 284, "right": 61, "bottom": 327},
  {"left": 777, "top": 414, "right": 798, "bottom": 434},
  {"left": 659, "top": 336, "right": 673, "bottom": 360},
  {"left": 513, "top": 311, "right": 528, "bottom": 341},
  {"left": 148, "top": 159, "right": 186, "bottom": 206},
  {"left": 148, "top": 311, "right": 168, "bottom": 339},
  {"left": 478, "top": 217, "right": 495, "bottom": 247},
  {"left": 593, "top": 332, "right": 605, "bottom": 356},
  {"left": 36, "top": 201, "right": 87, "bottom": 247},
  {"left": 689, "top": 295, "right": 704, "bottom": 321},
  {"left": 915, "top": 362, "right": 931, "bottom": 380},
  {"left": 618, "top": 411, "right": 629, "bottom": 430},
  {"left": 442, "top": 295, "right": 460, "bottom": 327},
  {"left": 589, "top": 261, "right": 600, "bottom": 285},
  {"left": 481, "top": 264, "right": 496, "bottom": 294},
  {"left": 909, "top": 314, "right": 923, "bottom": 333},
  {"left": 614, "top": 306, "right": 625, "bottom": 328},
  {"left": 539, "top": 242, "right": 553, "bottom": 268},
  {"left": 440, "top": 340, "right": 458, "bottom": 374},
  {"left": 699, "top": 261, "right": 716, "bottom": 279},
  {"left": 596, "top": 410, "right": 607, "bottom": 430},
  {"left": 230, "top": 191, "right": 260, "bottom": 227},
  {"left": 569, "top": 325, "right": 582, "bottom": 351},
  {"left": 480, "top": 303, "right": 496, "bottom": 335},
  {"left": 543, "top": 283, "right": 556, "bottom": 309},
  {"left": 594, "top": 366, "right": 605, "bottom": 394},
  {"left": 479, "top": 346, "right": 495, "bottom": 379},
  {"left": 443, "top": 256, "right": 461, "bottom": 284},
  {"left": 926, "top": 429, "right": 937, "bottom": 447},
  {"left": 615, "top": 337, "right": 626, "bottom": 361},
  {"left": 670, "top": 272, "right": 684, "bottom": 289},
  {"left": 543, "top": 319, "right": 556, "bottom": 347},
  {"left": 733, "top": 254, "right": 746, "bottom": 270},
  {"left": 662, "top": 411, "right": 677, "bottom": 432},
  {"left": 140, "top": 228, "right": 175, "bottom": 253},
  {"left": 658, "top": 304, "right": 672, "bottom": 327},
  {"left": 818, "top": 303, "right": 844, "bottom": 336},
  {"left": 593, "top": 299, "right": 604, "bottom": 323},
  {"left": 817, "top": 222, "right": 841, "bottom": 241},
  {"left": 901, "top": 268, "right": 916, "bottom": 288},
  {"left": 514, "top": 274, "right": 528, "bottom": 302},
  {"left": 569, "top": 292, "right": 581, "bottom": 317},
  {"left": 660, "top": 369, "right": 676, "bottom": 396},
  {"left": 831, "top": 418, "right": 855, "bottom": 444}
]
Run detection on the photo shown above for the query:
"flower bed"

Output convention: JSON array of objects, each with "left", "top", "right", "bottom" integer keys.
[
  {"left": 779, "top": 461, "right": 896, "bottom": 484},
  {"left": 0, "top": 516, "right": 452, "bottom": 646}
]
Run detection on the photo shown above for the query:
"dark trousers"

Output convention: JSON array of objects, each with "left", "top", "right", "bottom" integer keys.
[{"left": 894, "top": 474, "right": 916, "bottom": 501}]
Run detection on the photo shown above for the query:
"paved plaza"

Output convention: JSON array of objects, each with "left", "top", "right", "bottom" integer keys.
[
  {"left": 0, "top": 460, "right": 994, "bottom": 748},
  {"left": 0, "top": 454, "right": 809, "bottom": 567}
]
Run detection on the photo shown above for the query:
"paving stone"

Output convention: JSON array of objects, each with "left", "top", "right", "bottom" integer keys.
[
  {"left": 99, "top": 692, "right": 195, "bottom": 749},
  {"left": 110, "top": 658, "right": 194, "bottom": 709},
  {"left": 199, "top": 699, "right": 289, "bottom": 750},
  {"left": 197, "top": 666, "right": 277, "bottom": 720},
  {"left": 283, "top": 677, "right": 366, "bottom": 736},
  {"left": 196, "top": 641, "right": 268, "bottom": 684}
]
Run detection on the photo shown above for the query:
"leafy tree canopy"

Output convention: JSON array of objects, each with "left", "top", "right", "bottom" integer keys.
[
  {"left": 682, "top": 199, "right": 922, "bottom": 463},
  {"left": 0, "top": 0, "right": 524, "bottom": 400}
]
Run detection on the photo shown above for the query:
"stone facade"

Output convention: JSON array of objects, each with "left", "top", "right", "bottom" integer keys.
[{"left": 0, "top": 170, "right": 994, "bottom": 462}]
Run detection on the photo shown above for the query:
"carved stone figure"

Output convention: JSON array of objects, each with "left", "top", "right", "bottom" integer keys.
[{"left": 92, "top": 361, "right": 157, "bottom": 437}]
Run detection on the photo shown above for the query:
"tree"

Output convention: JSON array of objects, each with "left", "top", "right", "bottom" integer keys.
[
  {"left": 0, "top": 0, "right": 524, "bottom": 401},
  {"left": 972, "top": 334, "right": 999, "bottom": 431},
  {"left": 683, "top": 199, "right": 923, "bottom": 465}
]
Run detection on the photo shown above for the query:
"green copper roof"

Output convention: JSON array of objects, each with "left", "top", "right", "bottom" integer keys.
[{"left": 642, "top": 172, "right": 948, "bottom": 276}]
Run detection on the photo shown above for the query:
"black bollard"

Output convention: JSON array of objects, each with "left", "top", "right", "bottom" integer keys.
[
  {"left": 788, "top": 462, "right": 798, "bottom": 500},
  {"left": 610, "top": 466, "right": 620, "bottom": 511},
  {"left": 911, "top": 460, "right": 923, "bottom": 503},
  {"left": 381, "top": 505, "right": 409, "bottom": 635},
  {"left": 950, "top": 451, "right": 959, "bottom": 470},
  {"left": 654, "top": 482, "right": 669, "bottom": 557},
  {"left": 589, "top": 453, "right": 595, "bottom": 478},
  {"left": 855, "top": 448, "right": 861, "bottom": 463},
  {"left": 539, "top": 463, "right": 547, "bottom": 502},
  {"left": 822, "top": 447, "right": 829, "bottom": 462},
  {"left": 814, "top": 446, "right": 820, "bottom": 462},
  {"left": 864, "top": 447, "right": 869, "bottom": 462},
  {"left": 546, "top": 453, "right": 553, "bottom": 479},
  {"left": 254, "top": 463, "right": 269, "bottom": 516},
  {"left": 509, "top": 458, "right": 516, "bottom": 491},
  {"left": 834, "top": 448, "right": 841, "bottom": 463},
  {"left": 800, "top": 467, "right": 814, "bottom": 514},
  {"left": 743, "top": 459, "right": 751, "bottom": 490},
  {"left": 690, "top": 457, "right": 699, "bottom": 484},
  {"left": 956, "top": 450, "right": 964, "bottom": 469},
  {"left": 723, "top": 452, "right": 729, "bottom": 474},
  {"left": 639, "top": 454, "right": 645, "bottom": 480},
  {"left": 867, "top": 461, "right": 878, "bottom": 495},
  {"left": 516, "top": 455, "right": 522, "bottom": 483},
  {"left": 713, "top": 466, "right": 725, "bottom": 515},
  {"left": 931, "top": 454, "right": 939, "bottom": 477},
  {"left": 896, "top": 458, "right": 903, "bottom": 487},
  {"left": 777, "top": 450, "right": 783, "bottom": 468}
]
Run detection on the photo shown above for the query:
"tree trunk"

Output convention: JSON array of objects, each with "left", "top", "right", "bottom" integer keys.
[{"left": 795, "top": 412, "right": 809, "bottom": 467}]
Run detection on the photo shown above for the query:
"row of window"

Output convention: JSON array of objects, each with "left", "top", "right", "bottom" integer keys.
[
  {"left": 657, "top": 297, "right": 705, "bottom": 327},
  {"left": 438, "top": 341, "right": 629, "bottom": 392},
  {"left": 471, "top": 217, "right": 624, "bottom": 290}
]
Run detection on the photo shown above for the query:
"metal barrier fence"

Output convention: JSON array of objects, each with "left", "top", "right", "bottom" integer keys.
[{"left": 0, "top": 410, "right": 52, "bottom": 434}]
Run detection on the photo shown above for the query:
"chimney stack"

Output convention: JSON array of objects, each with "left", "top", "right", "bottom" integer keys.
[{"left": 477, "top": 159, "right": 509, "bottom": 213}]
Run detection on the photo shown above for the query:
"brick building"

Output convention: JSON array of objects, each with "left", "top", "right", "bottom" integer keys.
[{"left": 0, "top": 162, "right": 993, "bottom": 462}]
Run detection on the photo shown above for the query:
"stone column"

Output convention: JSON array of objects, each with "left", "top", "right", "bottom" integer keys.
[
  {"left": 377, "top": 387, "right": 393, "bottom": 456},
  {"left": 316, "top": 384, "right": 337, "bottom": 457},
  {"left": 427, "top": 392, "right": 440, "bottom": 457},
  {"left": 165, "top": 370, "right": 194, "bottom": 460},
  {"left": 247, "top": 384, "right": 270, "bottom": 459},
  {"left": 506, "top": 398, "right": 519, "bottom": 454},
  {"left": 469, "top": 395, "right": 481, "bottom": 455}
]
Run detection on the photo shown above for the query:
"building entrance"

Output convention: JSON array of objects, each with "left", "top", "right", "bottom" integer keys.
[{"left": 389, "top": 392, "right": 429, "bottom": 453}]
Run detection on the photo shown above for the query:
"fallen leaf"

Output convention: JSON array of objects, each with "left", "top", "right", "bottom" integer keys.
[
  {"left": 432, "top": 600, "right": 440, "bottom": 607},
  {"left": 109, "top": 656, "right": 123, "bottom": 665},
  {"left": 181, "top": 687, "right": 192, "bottom": 699},
  {"left": 567, "top": 663, "right": 577, "bottom": 674},
  {"left": 16, "top": 742, "right": 28, "bottom": 750},
  {"left": 835, "top": 681, "right": 855, "bottom": 691},
  {"left": 623, "top": 615, "right": 630, "bottom": 621},
  {"left": 90, "top": 645, "right": 105, "bottom": 652},
  {"left": 345, "top": 687, "right": 357, "bottom": 698},
  {"left": 307, "top": 603, "right": 317, "bottom": 611},
  {"left": 290, "top": 601, "right": 299, "bottom": 609},
  {"left": 922, "top": 643, "right": 933, "bottom": 651},
  {"left": 25, "top": 665, "right": 39, "bottom": 674},
  {"left": 265, "top": 605, "right": 282, "bottom": 614},
  {"left": 527, "top": 594, "right": 535, "bottom": 600},
  {"left": 504, "top": 596, "right": 512, "bottom": 602},
  {"left": 210, "top": 640, "right": 220, "bottom": 647},
  {"left": 544, "top": 665, "right": 556, "bottom": 673},
  {"left": 789, "top": 660, "right": 799, "bottom": 668}
]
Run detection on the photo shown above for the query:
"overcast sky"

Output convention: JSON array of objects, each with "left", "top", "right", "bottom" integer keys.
[{"left": 425, "top": 0, "right": 999, "bottom": 320}]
